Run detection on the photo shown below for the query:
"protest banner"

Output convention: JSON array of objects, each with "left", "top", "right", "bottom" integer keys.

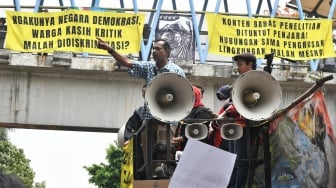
[
  {"left": 120, "top": 138, "right": 134, "bottom": 188},
  {"left": 254, "top": 89, "right": 336, "bottom": 187},
  {"left": 156, "top": 14, "right": 195, "bottom": 61},
  {"left": 6, "top": 9, "right": 145, "bottom": 54},
  {"left": 207, "top": 13, "right": 335, "bottom": 60}
]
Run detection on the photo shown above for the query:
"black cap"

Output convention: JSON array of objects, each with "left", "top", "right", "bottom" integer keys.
[
  {"left": 233, "top": 53, "right": 256, "bottom": 65},
  {"left": 216, "top": 85, "right": 231, "bottom": 100}
]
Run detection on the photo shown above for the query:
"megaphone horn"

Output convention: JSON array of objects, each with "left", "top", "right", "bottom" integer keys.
[
  {"left": 145, "top": 73, "right": 195, "bottom": 122},
  {"left": 185, "top": 123, "right": 208, "bottom": 140},
  {"left": 221, "top": 123, "right": 243, "bottom": 140},
  {"left": 117, "top": 124, "right": 126, "bottom": 148},
  {"left": 156, "top": 89, "right": 174, "bottom": 107},
  {"left": 231, "top": 70, "right": 282, "bottom": 121}
]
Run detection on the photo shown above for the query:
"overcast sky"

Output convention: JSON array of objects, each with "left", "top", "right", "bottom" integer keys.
[{"left": 1, "top": 0, "right": 285, "bottom": 187}]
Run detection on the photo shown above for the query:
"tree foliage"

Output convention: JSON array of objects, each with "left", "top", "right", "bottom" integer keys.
[
  {"left": 0, "top": 128, "right": 35, "bottom": 188},
  {"left": 84, "top": 143, "right": 123, "bottom": 188},
  {"left": 0, "top": 128, "right": 8, "bottom": 141},
  {"left": 34, "top": 181, "right": 46, "bottom": 188}
]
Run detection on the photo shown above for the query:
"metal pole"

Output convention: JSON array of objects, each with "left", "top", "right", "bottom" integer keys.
[
  {"left": 246, "top": 120, "right": 253, "bottom": 188},
  {"left": 34, "top": 0, "right": 43, "bottom": 12},
  {"left": 255, "top": 0, "right": 263, "bottom": 14},
  {"left": 223, "top": 0, "right": 229, "bottom": 12},
  {"left": 59, "top": 0, "right": 64, "bottom": 6},
  {"left": 172, "top": 0, "right": 177, "bottom": 10},
  {"left": 148, "top": 0, "right": 158, "bottom": 27},
  {"left": 91, "top": 0, "right": 100, "bottom": 8},
  {"left": 189, "top": 0, "right": 205, "bottom": 63},
  {"left": 328, "top": 0, "right": 336, "bottom": 18},
  {"left": 13, "top": 0, "right": 21, "bottom": 11},
  {"left": 145, "top": 122, "right": 153, "bottom": 179},
  {"left": 198, "top": 0, "right": 208, "bottom": 31},
  {"left": 246, "top": 0, "right": 252, "bottom": 18},
  {"left": 263, "top": 126, "right": 271, "bottom": 188},
  {"left": 143, "top": 0, "right": 163, "bottom": 61},
  {"left": 271, "top": 0, "right": 280, "bottom": 18},
  {"left": 131, "top": 0, "right": 147, "bottom": 61},
  {"left": 69, "top": 0, "right": 76, "bottom": 8},
  {"left": 119, "top": 0, "right": 124, "bottom": 8}
]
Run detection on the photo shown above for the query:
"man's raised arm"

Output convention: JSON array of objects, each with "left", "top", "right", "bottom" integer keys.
[{"left": 97, "top": 37, "right": 133, "bottom": 68}]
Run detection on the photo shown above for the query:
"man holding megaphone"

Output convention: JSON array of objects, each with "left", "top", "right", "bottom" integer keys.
[
  {"left": 225, "top": 53, "right": 259, "bottom": 188},
  {"left": 173, "top": 86, "right": 214, "bottom": 151},
  {"left": 97, "top": 38, "right": 185, "bottom": 179}
]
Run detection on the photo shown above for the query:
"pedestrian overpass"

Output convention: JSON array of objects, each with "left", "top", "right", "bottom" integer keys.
[{"left": 0, "top": 0, "right": 336, "bottom": 132}]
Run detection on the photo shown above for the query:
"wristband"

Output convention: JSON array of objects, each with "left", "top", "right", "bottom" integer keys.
[{"left": 108, "top": 47, "right": 115, "bottom": 54}]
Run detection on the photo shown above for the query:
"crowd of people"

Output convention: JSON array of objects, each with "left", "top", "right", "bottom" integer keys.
[{"left": 97, "top": 37, "right": 260, "bottom": 187}]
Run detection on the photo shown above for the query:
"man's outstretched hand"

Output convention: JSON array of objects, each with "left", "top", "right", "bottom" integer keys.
[
  {"left": 97, "top": 37, "right": 132, "bottom": 68},
  {"left": 97, "top": 37, "right": 111, "bottom": 51}
]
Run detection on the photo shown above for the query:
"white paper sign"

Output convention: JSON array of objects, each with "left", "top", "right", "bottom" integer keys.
[{"left": 169, "top": 139, "right": 237, "bottom": 188}]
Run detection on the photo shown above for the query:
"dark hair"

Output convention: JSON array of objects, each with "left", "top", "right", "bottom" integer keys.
[
  {"left": 142, "top": 84, "right": 147, "bottom": 89},
  {"left": 233, "top": 53, "right": 257, "bottom": 70},
  {"left": 193, "top": 85, "right": 205, "bottom": 95},
  {"left": 154, "top": 39, "right": 171, "bottom": 57},
  {"left": 252, "top": 62, "right": 257, "bottom": 70}
]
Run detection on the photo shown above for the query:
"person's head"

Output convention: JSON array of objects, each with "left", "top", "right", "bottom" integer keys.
[
  {"left": 142, "top": 84, "right": 147, "bottom": 98},
  {"left": 233, "top": 53, "right": 256, "bottom": 74},
  {"left": 174, "top": 33, "right": 182, "bottom": 44},
  {"left": 193, "top": 85, "right": 205, "bottom": 98},
  {"left": 152, "top": 39, "right": 171, "bottom": 63},
  {"left": 216, "top": 85, "right": 232, "bottom": 101},
  {"left": 192, "top": 86, "right": 203, "bottom": 107}
]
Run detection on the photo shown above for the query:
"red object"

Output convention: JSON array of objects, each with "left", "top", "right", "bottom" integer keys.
[
  {"left": 212, "top": 104, "right": 246, "bottom": 147},
  {"left": 192, "top": 86, "right": 204, "bottom": 107}
]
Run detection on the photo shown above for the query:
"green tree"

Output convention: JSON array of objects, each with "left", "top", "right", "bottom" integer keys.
[
  {"left": 0, "top": 128, "right": 8, "bottom": 141},
  {"left": 0, "top": 128, "right": 35, "bottom": 188},
  {"left": 34, "top": 181, "right": 46, "bottom": 188},
  {"left": 84, "top": 143, "right": 123, "bottom": 188}
]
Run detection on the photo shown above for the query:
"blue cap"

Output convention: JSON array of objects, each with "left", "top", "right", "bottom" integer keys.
[{"left": 216, "top": 85, "right": 231, "bottom": 100}]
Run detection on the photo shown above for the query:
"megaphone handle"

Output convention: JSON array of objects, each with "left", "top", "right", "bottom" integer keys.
[
  {"left": 246, "top": 120, "right": 253, "bottom": 187},
  {"left": 165, "top": 125, "right": 171, "bottom": 161}
]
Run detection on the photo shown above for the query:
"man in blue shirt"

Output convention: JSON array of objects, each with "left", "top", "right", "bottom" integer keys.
[
  {"left": 97, "top": 38, "right": 185, "bottom": 179},
  {"left": 97, "top": 38, "right": 185, "bottom": 119}
]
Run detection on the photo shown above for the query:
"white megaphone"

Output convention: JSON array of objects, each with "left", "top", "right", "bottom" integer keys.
[
  {"left": 145, "top": 73, "right": 195, "bottom": 122},
  {"left": 185, "top": 123, "right": 208, "bottom": 140},
  {"left": 117, "top": 124, "right": 126, "bottom": 148},
  {"left": 220, "top": 123, "right": 243, "bottom": 140},
  {"left": 231, "top": 70, "right": 282, "bottom": 122}
]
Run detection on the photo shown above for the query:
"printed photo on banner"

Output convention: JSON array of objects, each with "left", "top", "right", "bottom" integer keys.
[
  {"left": 253, "top": 89, "right": 336, "bottom": 188},
  {"left": 155, "top": 14, "right": 195, "bottom": 62}
]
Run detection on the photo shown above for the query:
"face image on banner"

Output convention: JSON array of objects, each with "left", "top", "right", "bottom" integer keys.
[
  {"left": 253, "top": 89, "right": 336, "bottom": 188},
  {"left": 155, "top": 14, "right": 195, "bottom": 61}
]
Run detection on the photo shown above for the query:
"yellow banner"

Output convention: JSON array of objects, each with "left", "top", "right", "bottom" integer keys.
[
  {"left": 6, "top": 10, "right": 145, "bottom": 54},
  {"left": 120, "top": 138, "right": 133, "bottom": 188},
  {"left": 206, "top": 13, "right": 335, "bottom": 60}
]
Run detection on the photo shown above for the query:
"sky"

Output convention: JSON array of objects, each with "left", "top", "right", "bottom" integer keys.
[
  {"left": 9, "top": 130, "right": 116, "bottom": 188},
  {"left": 1, "top": 0, "right": 287, "bottom": 187}
]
